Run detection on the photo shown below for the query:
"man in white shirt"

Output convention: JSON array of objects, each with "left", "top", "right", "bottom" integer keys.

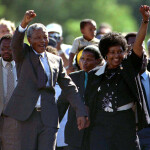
[
  {"left": 0, "top": 34, "right": 19, "bottom": 150},
  {"left": 4, "top": 10, "right": 88, "bottom": 150}
]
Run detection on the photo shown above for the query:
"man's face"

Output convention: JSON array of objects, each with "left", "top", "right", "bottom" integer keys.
[
  {"left": 0, "top": 25, "right": 12, "bottom": 38},
  {"left": 28, "top": 29, "right": 48, "bottom": 53},
  {"left": 0, "top": 39, "right": 13, "bottom": 62},
  {"left": 127, "top": 36, "right": 136, "bottom": 51}
]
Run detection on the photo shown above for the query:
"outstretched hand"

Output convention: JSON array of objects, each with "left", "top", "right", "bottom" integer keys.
[
  {"left": 139, "top": 5, "right": 150, "bottom": 20},
  {"left": 21, "top": 10, "right": 36, "bottom": 28}
]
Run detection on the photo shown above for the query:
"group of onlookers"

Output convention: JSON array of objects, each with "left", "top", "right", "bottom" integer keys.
[{"left": 0, "top": 5, "right": 150, "bottom": 150}]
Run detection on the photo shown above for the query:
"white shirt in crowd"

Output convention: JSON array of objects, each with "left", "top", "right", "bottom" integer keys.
[
  {"left": 70, "top": 36, "right": 99, "bottom": 54},
  {"left": 55, "top": 83, "right": 68, "bottom": 147}
]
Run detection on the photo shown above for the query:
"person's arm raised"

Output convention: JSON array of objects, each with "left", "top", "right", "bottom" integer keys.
[
  {"left": 11, "top": 10, "right": 36, "bottom": 62},
  {"left": 133, "top": 5, "right": 150, "bottom": 57},
  {"left": 133, "top": 5, "right": 150, "bottom": 58},
  {"left": 21, "top": 10, "right": 36, "bottom": 28}
]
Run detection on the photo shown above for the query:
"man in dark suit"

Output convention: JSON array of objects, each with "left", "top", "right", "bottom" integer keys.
[
  {"left": 57, "top": 45, "right": 104, "bottom": 150},
  {"left": 4, "top": 10, "right": 87, "bottom": 150},
  {"left": 138, "top": 51, "right": 150, "bottom": 150}
]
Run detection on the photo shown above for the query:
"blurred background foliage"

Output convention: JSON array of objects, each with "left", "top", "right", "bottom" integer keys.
[{"left": 0, "top": 0, "right": 150, "bottom": 47}]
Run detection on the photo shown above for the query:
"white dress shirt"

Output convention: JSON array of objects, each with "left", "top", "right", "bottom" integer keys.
[
  {"left": 33, "top": 50, "right": 51, "bottom": 107},
  {"left": 18, "top": 25, "right": 51, "bottom": 108},
  {"left": 55, "top": 83, "right": 68, "bottom": 147}
]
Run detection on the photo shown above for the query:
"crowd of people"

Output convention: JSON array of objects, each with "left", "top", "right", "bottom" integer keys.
[{"left": 0, "top": 4, "right": 149, "bottom": 150}]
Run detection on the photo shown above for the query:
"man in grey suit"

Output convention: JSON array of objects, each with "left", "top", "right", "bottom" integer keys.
[
  {"left": 4, "top": 10, "right": 88, "bottom": 150},
  {"left": 0, "top": 34, "right": 19, "bottom": 150}
]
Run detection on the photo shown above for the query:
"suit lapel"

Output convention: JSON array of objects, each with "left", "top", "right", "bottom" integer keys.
[
  {"left": 91, "top": 74, "right": 103, "bottom": 94},
  {"left": 29, "top": 50, "right": 55, "bottom": 87},
  {"left": 146, "top": 71, "right": 150, "bottom": 115},
  {"left": 45, "top": 52, "right": 54, "bottom": 87},
  {"left": 93, "top": 63, "right": 106, "bottom": 94},
  {"left": 79, "top": 71, "right": 85, "bottom": 94},
  {"left": 29, "top": 48, "right": 39, "bottom": 79},
  {"left": 0, "top": 58, "right": 4, "bottom": 113},
  {"left": 148, "top": 71, "right": 150, "bottom": 86},
  {"left": 78, "top": 71, "right": 86, "bottom": 97},
  {"left": 86, "top": 72, "right": 103, "bottom": 104}
]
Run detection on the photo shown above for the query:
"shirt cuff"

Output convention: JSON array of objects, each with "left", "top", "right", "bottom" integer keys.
[{"left": 18, "top": 25, "right": 27, "bottom": 32}]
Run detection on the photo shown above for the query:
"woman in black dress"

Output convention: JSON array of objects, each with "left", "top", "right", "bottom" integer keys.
[{"left": 85, "top": 5, "right": 150, "bottom": 150}]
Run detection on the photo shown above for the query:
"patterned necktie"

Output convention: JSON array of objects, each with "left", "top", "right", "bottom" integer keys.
[
  {"left": 37, "top": 55, "right": 48, "bottom": 89},
  {"left": 5, "top": 62, "right": 15, "bottom": 104}
]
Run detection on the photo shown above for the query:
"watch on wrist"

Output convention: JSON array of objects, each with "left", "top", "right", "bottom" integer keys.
[{"left": 142, "top": 19, "right": 149, "bottom": 24}]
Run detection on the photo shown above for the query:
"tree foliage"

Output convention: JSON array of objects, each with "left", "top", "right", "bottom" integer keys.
[{"left": 0, "top": 0, "right": 145, "bottom": 44}]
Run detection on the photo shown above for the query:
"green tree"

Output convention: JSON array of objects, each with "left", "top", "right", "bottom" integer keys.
[
  {"left": 63, "top": 0, "right": 138, "bottom": 43},
  {"left": 0, "top": 0, "right": 8, "bottom": 18},
  {"left": 1, "top": 0, "right": 138, "bottom": 44}
]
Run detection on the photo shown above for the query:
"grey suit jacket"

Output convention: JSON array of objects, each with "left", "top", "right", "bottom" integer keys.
[
  {"left": 4, "top": 28, "right": 87, "bottom": 128},
  {"left": 0, "top": 58, "right": 4, "bottom": 115}
]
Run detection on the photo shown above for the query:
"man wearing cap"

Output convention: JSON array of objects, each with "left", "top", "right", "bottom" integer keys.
[{"left": 46, "top": 23, "right": 71, "bottom": 68}]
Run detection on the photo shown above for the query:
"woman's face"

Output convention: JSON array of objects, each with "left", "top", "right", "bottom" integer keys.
[
  {"left": 106, "top": 45, "right": 124, "bottom": 69},
  {"left": 81, "top": 51, "right": 100, "bottom": 72}
]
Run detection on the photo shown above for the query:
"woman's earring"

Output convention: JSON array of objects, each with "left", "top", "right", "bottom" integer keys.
[{"left": 105, "top": 56, "right": 107, "bottom": 60}]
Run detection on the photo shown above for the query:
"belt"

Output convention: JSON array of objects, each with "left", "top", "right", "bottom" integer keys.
[
  {"left": 117, "top": 102, "right": 134, "bottom": 111},
  {"left": 35, "top": 107, "right": 41, "bottom": 112}
]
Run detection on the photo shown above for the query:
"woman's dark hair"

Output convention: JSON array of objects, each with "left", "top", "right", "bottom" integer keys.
[
  {"left": 83, "top": 45, "right": 102, "bottom": 59},
  {"left": 83, "top": 45, "right": 103, "bottom": 64},
  {"left": 99, "top": 32, "right": 128, "bottom": 58}
]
